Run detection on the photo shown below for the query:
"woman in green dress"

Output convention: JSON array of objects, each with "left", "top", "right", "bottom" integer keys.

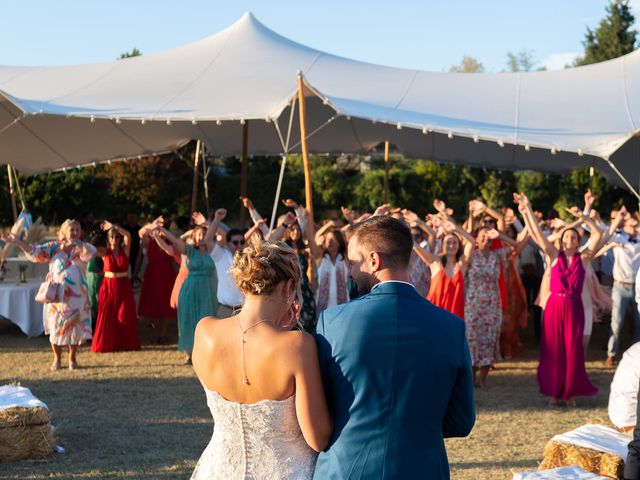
[{"left": 156, "top": 209, "right": 226, "bottom": 364}]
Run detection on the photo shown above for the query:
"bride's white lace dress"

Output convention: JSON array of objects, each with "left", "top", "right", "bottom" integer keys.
[{"left": 191, "top": 389, "right": 318, "bottom": 479}]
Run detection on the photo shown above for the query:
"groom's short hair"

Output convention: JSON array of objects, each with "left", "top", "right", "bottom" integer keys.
[{"left": 349, "top": 215, "right": 412, "bottom": 270}]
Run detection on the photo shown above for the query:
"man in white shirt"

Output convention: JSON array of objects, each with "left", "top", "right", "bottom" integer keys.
[
  {"left": 609, "top": 342, "right": 640, "bottom": 432},
  {"left": 607, "top": 209, "right": 640, "bottom": 366},
  {"left": 210, "top": 228, "right": 246, "bottom": 318}
]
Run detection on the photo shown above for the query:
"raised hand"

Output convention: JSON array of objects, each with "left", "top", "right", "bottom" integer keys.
[
  {"left": 513, "top": 192, "right": 522, "bottom": 205},
  {"left": 584, "top": 189, "right": 596, "bottom": 208},
  {"left": 564, "top": 206, "right": 582, "bottom": 218},
  {"left": 341, "top": 206, "right": 356, "bottom": 223},
  {"left": 550, "top": 218, "right": 566, "bottom": 229},
  {"left": 214, "top": 208, "right": 227, "bottom": 221},
  {"left": 100, "top": 220, "right": 113, "bottom": 231},
  {"left": 152, "top": 215, "right": 164, "bottom": 226},
  {"left": 402, "top": 209, "right": 419, "bottom": 224},
  {"left": 373, "top": 204, "right": 390, "bottom": 216},
  {"left": 192, "top": 212, "right": 207, "bottom": 226},
  {"left": 282, "top": 198, "right": 299, "bottom": 209},
  {"left": 283, "top": 212, "right": 297, "bottom": 226},
  {"left": 433, "top": 199, "right": 446, "bottom": 213},
  {"left": 239, "top": 196, "right": 254, "bottom": 210}
]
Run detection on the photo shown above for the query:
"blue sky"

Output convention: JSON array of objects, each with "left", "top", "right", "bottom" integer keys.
[{"left": 1, "top": 0, "right": 639, "bottom": 71}]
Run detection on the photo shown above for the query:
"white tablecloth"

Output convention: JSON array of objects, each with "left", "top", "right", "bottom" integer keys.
[{"left": 0, "top": 279, "right": 44, "bottom": 337}]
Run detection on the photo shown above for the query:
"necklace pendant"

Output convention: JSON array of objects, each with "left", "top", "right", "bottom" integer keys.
[{"left": 242, "top": 376, "right": 250, "bottom": 385}]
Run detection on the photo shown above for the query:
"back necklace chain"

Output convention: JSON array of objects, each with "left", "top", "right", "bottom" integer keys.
[{"left": 235, "top": 317, "right": 272, "bottom": 386}]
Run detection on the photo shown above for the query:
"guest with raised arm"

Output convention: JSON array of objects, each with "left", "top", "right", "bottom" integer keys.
[
  {"left": 138, "top": 215, "right": 177, "bottom": 345},
  {"left": 516, "top": 193, "right": 600, "bottom": 407},
  {"left": 400, "top": 209, "right": 436, "bottom": 297},
  {"left": 443, "top": 199, "right": 510, "bottom": 390},
  {"left": 605, "top": 205, "right": 640, "bottom": 366},
  {"left": 4, "top": 219, "right": 96, "bottom": 370},
  {"left": 313, "top": 220, "right": 349, "bottom": 313},
  {"left": 414, "top": 201, "right": 474, "bottom": 320},
  {"left": 271, "top": 209, "right": 318, "bottom": 331},
  {"left": 91, "top": 220, "right": 140, "bottom": 353},
  {"left": 211, "top": 225, "right": 246, "bottom": 319},
  {"left": 158, "top": 210, "right": 224, "bottom": 364}
]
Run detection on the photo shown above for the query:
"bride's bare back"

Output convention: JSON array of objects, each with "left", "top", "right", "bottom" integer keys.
[{"left": 191, "top": 240, "right": 331, "bottom": 452}]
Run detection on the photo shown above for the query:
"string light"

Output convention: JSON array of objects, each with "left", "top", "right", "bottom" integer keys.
[
  {"left": 524, "top": 144, "right": 530, "bottom": 151},
  {"left": 90, "top": 116, "right": 95, "bottom": 123},
  {"left": 191, "top": 119, "right": 198, "bottom": 125},
  {"left": 166, "top": 119, "right": 172, "bottom": 125},
  {"left": 473, "top": 135, "right": 479, "bottom": 143},
  {"left": 396, "top": 123, "right": 402, "bottom": 130},
  {"left": 578, "top": 148, "right": 584, "bottom": 156},
  {"left": 240, "top": 119, "right": 246, "bottom": 125},
  {"left": 141, "top": 119, "right": 146, "bottom": 125},
  {"left": 497, "top": 140, "right": 505, "bottom": 148},
  {"left": 550, "top": 148, "right": 557, "bottom": 155},
  {"left": 216, "top": 120, "right": 222, "bottom": 126},
  {"left": 115, "top": 117, "right": 121, "bottom": 124},
  {"left": 447, "top": 132, "right": 453, "bottom": 139},
  {"left": 422, "top": 127, "right": 428, "bottom": 134}
]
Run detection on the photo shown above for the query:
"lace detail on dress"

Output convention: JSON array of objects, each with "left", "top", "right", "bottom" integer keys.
[{"left": 191, "top": 389, "right": 317, "bottom": 480}]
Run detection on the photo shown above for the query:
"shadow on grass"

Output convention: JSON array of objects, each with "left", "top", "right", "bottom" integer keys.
[{"left": 1, "top": 376, "right": 211, "bottom": 480}]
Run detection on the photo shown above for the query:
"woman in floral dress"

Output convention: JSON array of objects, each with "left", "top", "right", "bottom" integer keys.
[
  {"left": 6, "top": 219, "right": 96, "bottom": 370},
  {"left": 464, "top": 227, "right": 509, "bottom": 389}
]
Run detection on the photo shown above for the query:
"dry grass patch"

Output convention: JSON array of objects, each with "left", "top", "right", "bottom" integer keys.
[{"left": 0, "top": 320, "right": 619, "bottom": 479}]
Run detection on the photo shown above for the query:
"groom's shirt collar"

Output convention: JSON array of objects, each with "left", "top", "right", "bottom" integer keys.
[{"left": 371, "top": 280, "right": 416, "bottom": 293}]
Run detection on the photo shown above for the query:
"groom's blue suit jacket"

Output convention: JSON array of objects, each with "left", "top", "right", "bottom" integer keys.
[{"left": 313, "top": 281, "right": 475, "bottom": 480}]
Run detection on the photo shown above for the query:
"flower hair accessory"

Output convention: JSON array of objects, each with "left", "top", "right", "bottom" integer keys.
[{"left": 258, "top": 257, "right": 271, "bottom": 266}]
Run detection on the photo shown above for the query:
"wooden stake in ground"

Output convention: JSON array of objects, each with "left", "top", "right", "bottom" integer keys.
[
  {"left": 191, "top": 140, "right": 201, "bottom": 215},
  {"left": 297, "top": 73, "right": 314, "bottom": 222},
  {"left": 240, "top": 121, "right": 249, "bottom": 224},
  {"left": 7, "top": 164, "right": 17, "bottom": 223},
  {"left": 384, "top": 141, "right": 390, "bottom": 204}
]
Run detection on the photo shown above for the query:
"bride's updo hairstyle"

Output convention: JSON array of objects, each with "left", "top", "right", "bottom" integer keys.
[{"left": 230, "top": 241, "right": 301, "bottom": 296}]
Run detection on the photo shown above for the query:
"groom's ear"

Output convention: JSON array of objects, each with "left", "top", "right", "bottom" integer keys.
[{"left": 369, "top": 251, "right": 382, "bottom": 272}]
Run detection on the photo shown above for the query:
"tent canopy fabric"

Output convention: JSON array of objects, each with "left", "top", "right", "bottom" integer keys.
[{"left": 0, "top": 12, "right": 639, "bottom": 192}]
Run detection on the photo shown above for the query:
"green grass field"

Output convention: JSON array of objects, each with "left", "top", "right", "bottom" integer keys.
[{"left": 0, "top": 319, "right": 622, "bottom": 480}]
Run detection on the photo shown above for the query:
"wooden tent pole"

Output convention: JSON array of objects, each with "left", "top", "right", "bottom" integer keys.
[
  {"left": 201, "top": 144, "right": 211, "bottom": 218},
  {"left": 191, "top": 140, "right": 201, "bottom": 214},
  {"left": 240, "top": 121, "right": 249, "bottom": 224},
  {"left": 297, "top": 73, "right": 314, "bottom": 222},
  {"left": 7, "top": 164, "right": 17, "bottom": 222},
  {"left": 383, "top": 141, "right": 390, "bottom": 204}
]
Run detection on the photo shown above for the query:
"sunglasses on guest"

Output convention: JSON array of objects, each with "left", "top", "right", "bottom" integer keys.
[{"left": 231, "top": 239, "right": 246, "bottom": 246}]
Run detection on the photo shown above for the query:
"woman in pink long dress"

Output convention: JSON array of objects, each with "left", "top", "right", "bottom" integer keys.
[{"left": 516, "top": 193, "right": 601, "bottom": 406}]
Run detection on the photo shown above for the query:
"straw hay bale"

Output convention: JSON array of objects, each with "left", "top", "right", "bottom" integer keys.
[
  {"left": 539, "top": 440, "right": 624, "bottom": 479},
  {"left": 0, "top": 406, "right": 54, "bottom": 461}
]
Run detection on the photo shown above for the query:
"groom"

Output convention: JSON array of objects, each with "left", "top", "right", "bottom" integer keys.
[{"left": 314, "top": 215, "right": 475, "bottom": 479}]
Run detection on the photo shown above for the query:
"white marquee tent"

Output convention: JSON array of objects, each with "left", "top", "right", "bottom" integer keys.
[{"left": 0, "top": 12, "right": 639, "bottom": 196}]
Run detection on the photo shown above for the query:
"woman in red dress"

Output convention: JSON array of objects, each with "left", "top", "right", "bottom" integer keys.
[
  {"left": 137, "top": 216, "right": 177, "bottom": 344},
  {"left": 91, "top": 221, "right": 140, "bottom": 352}
]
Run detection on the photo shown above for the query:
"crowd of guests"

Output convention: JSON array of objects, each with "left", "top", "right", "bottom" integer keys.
[{"left": 2, "top": 190, "right": 640, "bottom": 406}]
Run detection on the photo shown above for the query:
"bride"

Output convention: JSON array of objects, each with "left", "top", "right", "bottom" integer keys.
[{"left": 191, "top": 241, "right": 332, "bottom": 479}]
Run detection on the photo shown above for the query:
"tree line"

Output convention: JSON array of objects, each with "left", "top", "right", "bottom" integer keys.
[{"left": 0, "top": 1, "right": 637, "bottom": 227}]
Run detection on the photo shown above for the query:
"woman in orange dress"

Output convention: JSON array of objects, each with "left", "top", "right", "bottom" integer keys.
[{"left": 413, "top": 202, "right": 475, "bottom": 319}]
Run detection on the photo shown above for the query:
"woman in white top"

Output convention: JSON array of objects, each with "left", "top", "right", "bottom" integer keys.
[{"left": 313, "top": 221, "right": 349, "bottom": 313}]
